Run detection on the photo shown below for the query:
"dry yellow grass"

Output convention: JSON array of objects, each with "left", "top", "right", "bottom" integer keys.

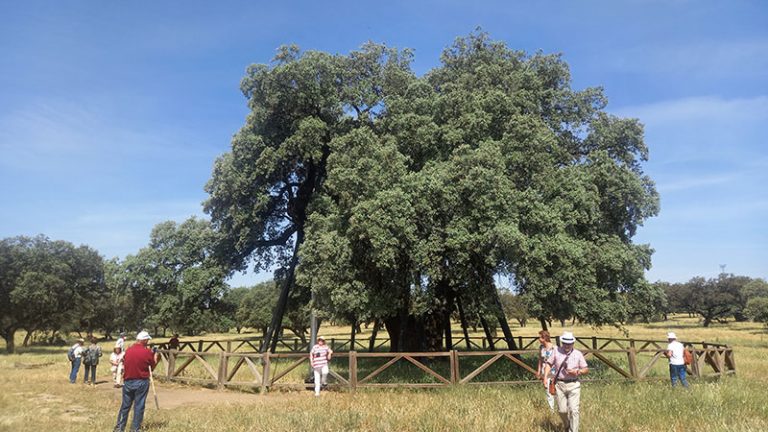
[{"left": 1, "top": 316, "right": 766, "bottom": 431}]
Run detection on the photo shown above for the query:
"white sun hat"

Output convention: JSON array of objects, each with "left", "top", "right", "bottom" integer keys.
[
  {"left": 136, "top": 331, "right": 152, "bottom": 341},
  {"left": 561, "top": 331, "right": 576, "bottom": 344},
  {"left": 667, "top": 332, "right": 677, "bottom": 339}
]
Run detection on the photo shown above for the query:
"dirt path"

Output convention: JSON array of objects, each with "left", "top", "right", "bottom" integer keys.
[{"left": 94, "top": 380, "right": 281, "bottom": 409}]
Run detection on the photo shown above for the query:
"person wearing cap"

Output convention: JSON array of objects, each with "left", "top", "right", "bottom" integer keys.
[
  {"left": 544, "top": 331, "right": 588, "bottom": 432},
  {"left": 68, "top": 338, "right": 85, "bottom": 384},
  {"left": 114, "top": 331, "right": 160, "bottom": 432},
  {"left": 309, "top": 336, "right": 333, "bottom": 396},
  {"left": 664, "top": 332, "right": 688, "bottom": 388},
  {"left": 110, "top": 345, "right": 125, "bottom": 388}
]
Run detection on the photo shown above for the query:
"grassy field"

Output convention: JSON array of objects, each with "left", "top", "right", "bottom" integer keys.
[{"left": 1, "top": 316, "right": 767, "bottom": 431}]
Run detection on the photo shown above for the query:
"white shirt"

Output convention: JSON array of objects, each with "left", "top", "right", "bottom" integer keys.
[
  {"left": 667, "top": 340, "right": 685, "bottom": 366},
  {"left": 72, "top": 344, "right": 84, "bottom": 358}
]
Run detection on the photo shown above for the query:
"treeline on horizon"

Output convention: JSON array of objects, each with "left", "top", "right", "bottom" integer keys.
[{"left": 2, "top": 232, "right": 767, "bottom": 354}]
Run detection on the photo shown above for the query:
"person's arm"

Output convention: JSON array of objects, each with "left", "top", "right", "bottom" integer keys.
[
  {"left": 536, "top": 357, "right": 543, "bottom": 379},
  {"left": 327, "top": 348, "right": 333, "bottom": 361}
]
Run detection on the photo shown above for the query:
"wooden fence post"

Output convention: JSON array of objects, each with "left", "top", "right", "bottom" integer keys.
[
  {"left": 217, "top": 352, "right": 227, "bottom": 389},
  {"left": 167, "top": 351, "right": 176, "bottom": 379},
  {"left": 627, "top": 348, "right": 638, "bottom": 380},
  {"left": 592, "top": 337, "right": 597, "bottom": 349},
  {"left": 261, "top": 353, "right": 271, "bottom": 394},
  {"left": 198, "top": 340, "right": 203, "bottom": 352},
  {"left": 450, "top": 350, "right": 458, "bottom": 385},
  {"left": 349, "top": 351, "right": 358, "bottom": 392},
  {"left": 226, "top": 341, "right": 232, "bottom": 353}
]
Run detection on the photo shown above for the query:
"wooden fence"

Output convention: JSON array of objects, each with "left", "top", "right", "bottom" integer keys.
[{"left": 154, "top": 338, "right": 735, "bottom": 392}]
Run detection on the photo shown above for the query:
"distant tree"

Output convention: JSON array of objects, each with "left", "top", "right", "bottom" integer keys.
[
  {"left": 742, "top": 279, "right": 768, "bottom": 301},
  {"left": 122, "top": 218, "right": 228, "bottom": 336},
  {"left": 627, "top": 280, "right": 667, "bottom": 323},
  {"left": 499, "top": 290, "right": 529, "bottom": 327},
  {"left": 0, "top": 236, "right": 103, "bottom": 353},
  {"left": 745, "top": 297, "right": 768, "bottom": 327}
]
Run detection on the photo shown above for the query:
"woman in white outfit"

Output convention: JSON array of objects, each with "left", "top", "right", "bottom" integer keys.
[
  {"left": 309, "top": 336, "right": 333, "bottom": 396},
  {"left": 536, "top": 330, "right": 555, "bottom": 412},
  {"left": 109, "top": 346, "right": 125, "bottom": 387}
]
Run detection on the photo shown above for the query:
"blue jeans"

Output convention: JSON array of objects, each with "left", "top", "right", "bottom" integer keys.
[
  {"left": 114, "top": 379, "right": 150, "bottom": 432},
  {"left": 69, "top": 358, "right": 81, "bottom": 383},
  {"left": 84, "top": 363, "right": 97, "bottom": 383},
  {"left": 669, "top": 364, "right": 689, "bottom": 387}
]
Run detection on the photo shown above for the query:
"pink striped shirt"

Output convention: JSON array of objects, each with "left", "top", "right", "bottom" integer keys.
[
  {"left": 546, "top": 346, "right": 587, "bottom": 381},
  {"left": 310, "top": 344, "right": 332, "bottom": 368}
]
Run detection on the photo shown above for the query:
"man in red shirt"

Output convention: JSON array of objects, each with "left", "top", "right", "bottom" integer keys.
[{"left": 114, "top": 331, "right": 159, "bottom": 432}]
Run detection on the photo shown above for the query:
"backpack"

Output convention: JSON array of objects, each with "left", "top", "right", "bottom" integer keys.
[
  {"left": 84, "top": 345, "right": 101, "bottom": 365},
  {"left": 67, "top": 346, "right": 76, "bottom": 362},
  {"left": 683, "top": 348, "right": 693, "bottom": 366}
]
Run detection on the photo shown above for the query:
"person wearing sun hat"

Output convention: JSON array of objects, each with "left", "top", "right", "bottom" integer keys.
[
  {"left": 544, "top": 331, "right": 589, "bottom": 432},
  {"left": 114, "top": 331, "right": 160, "bottom": 432},
  {"left": 664, "top": 332, "right": 688, "bottom": 388}
]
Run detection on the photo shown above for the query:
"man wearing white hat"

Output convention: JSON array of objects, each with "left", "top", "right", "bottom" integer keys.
[
  {"left": 664, "top": 332, "right": 688, "bottom": 388},
  {"left": 544, "top": 331, "right": 588, "bottom": 432},
  {"left": 114, "top": 331, "right": 160, "bottom": 432}
]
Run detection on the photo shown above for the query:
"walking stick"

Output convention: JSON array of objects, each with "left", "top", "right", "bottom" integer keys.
[{"left": 149, "top": 366, "right": 160, "bottom": 410}]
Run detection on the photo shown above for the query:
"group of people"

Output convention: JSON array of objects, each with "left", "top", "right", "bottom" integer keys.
[
  {"left": 67, "top": 331, "right": 162, "bottom": 432},
  {"left": 67, "top": 332, "right": 128, "bottom": 387},
  {"left": 536, "top": 330, "right": 692, "bottom": 432}
]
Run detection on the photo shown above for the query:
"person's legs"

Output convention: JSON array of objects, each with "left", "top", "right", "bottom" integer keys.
[
  {"left": 669, "top": 364, "right": 679, "bottom": 386},
  {"left": 83, "top": 364, "right": 90, "bottom": 383},
  {"left": 115, "top": 380, "right": 137, "bottom": 432},
  {"left": 320, "top": 365, "right": 329, "bottom": 386},
  {"left": 675, "top": 365, "right": 689, "bottom": 388},
  {"left": 129, "top": 379, "right": 150, "bottom": 432},
  {"left": 69, "top": 358, "right": 81, "bottom": 383},
  {"left": 566, "top": 382, "right": 581, "bottom": 432},
  {"left": 313, "top": 368, "right": 322, "bottom": 395},
  {"left": 545, "top": 377, "right": 555, "bottom": 412},
  {"left": 555, "top": 383, "right": 569, "bottom": 428}
]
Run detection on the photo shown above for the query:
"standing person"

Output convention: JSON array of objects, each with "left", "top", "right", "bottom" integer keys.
[
  {"left": 664, "top": 332, "right": 689, "bottom": 388},
  {"left": 114, "top": 331, "right": 160, "bottom": 432},
  {"left": 110, "top": 346, "right": 125, "bottom": 388},
  {"left": 115, "top": 332, "right": 126, "bottom": 351},
  {"left": 67, "top": 338, "right": 85, "bottom": 384},
  {"left": 536, "top": 330, "right": 555, "bottom": 412},
  {"left": 82, "top": 337, "right": 102, "bottom": 385},
  {"left": 309, "top": 336, "right": 333, "bottom": 397},
  {"left": 544, "top": 331, "right": 589, "bottom": 432},
  {"left": 168, "top": 333, "right": 180, "bottom": 350}
]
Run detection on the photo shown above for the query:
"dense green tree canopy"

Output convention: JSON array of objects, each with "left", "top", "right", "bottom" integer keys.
[
  {"left": 0, "top": 236, "right": 103, "bottom": 353},
  {"left": 206, "top": 32, "right": 660, "bottom": 351}
]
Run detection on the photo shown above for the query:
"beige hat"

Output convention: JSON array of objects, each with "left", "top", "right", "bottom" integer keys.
[{"left": 561, "top": 331, "right": 576, "bottom": 344}]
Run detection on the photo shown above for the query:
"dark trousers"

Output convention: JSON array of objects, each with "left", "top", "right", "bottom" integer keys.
[
  {"left": 669, "top": 364, "right": 689, "bottom": 387},
  {"left": 114, "top": 379, "right": 150, "bottom": 432},
  {"left": 84, "top": 363, "right": 97, "bottom": 383}
]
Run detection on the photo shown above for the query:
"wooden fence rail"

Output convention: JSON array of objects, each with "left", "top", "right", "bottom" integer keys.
[
  {"left": 155, "top": 339, "right": 735, "bottom": 392},
  {"left": 157, "top": 336, "right": 732, "bottom": 353}
]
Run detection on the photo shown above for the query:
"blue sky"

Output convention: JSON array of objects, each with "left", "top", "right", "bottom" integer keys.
[{"left": 1, "top": 1, "right": 766, "bottom": 286}]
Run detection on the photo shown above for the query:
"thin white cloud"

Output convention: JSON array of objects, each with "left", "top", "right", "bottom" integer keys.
[
  {"left": 613, "top": 95, "right": 768, "bottom": 124},
  {"left": 0, "top": 98, "right": 220, "bottom": 173},
  {"left": 609, "top": 39, "right": 768, "bottom": 79},
  {"left": 657, "top": 173, "right": 739, "bottom": 193}
]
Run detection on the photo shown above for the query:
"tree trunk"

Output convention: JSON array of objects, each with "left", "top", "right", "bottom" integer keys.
[
  {"left": 492, "top": 290, "right": 518, "bottom": 350},
  {"left": 368, "top": 319, "right": 380, "bottom": 352},
  {"left": 539, "top": 317, "right": 548, "bottom": 331},
  {"left": 263, "top": 229, "right": 305, "bottom": 354},
  {"left": 3, "top": 327, "right": 15, "bottom": 354},
  {"left": 457, "top": 298, "right": 472, "bottom": 350},
  {"left": 23, "top": 329, "right": 34, "bottom": 347},
  {"left": 703, "top": 316, "right": 712, "bottom": 327},
  {"left": 350, "top": 320, "right": 357, "bottom": 350},
  {"left": 479, "top": 315, "right": 495, "bottom": 350}
]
